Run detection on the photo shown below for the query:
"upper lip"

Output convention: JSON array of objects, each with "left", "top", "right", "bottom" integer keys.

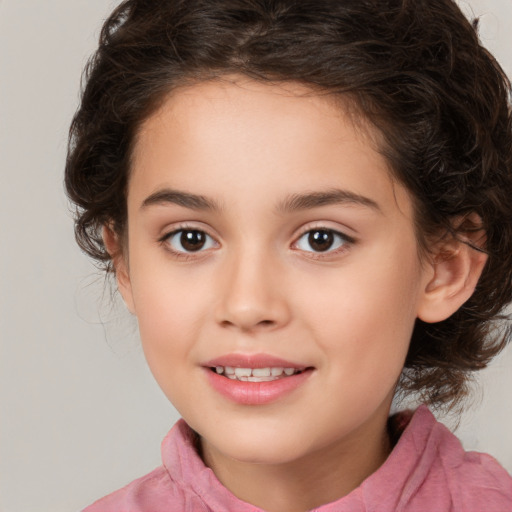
[{"left": 203, "top": 353, "right": 309, "bottom": 370}]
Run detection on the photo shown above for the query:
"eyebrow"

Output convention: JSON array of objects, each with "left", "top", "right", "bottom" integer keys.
[
  {"left": 141, "top": 189, "right": 222, "bottom": 211},
  {"left": 276, "top": 189, "right": 381, "bottom": 213},
  {"left": 140, "top": 187, "right": 380, "bottom": 214}
]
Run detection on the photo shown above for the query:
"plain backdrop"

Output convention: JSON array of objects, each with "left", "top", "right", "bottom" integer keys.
[{"left": 1, "top": 1, "right": 511, "bottom": 511}]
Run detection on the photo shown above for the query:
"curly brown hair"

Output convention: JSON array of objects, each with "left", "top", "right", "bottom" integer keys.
[{"left": 65, "top": 0, "right": 512, "bottom": 410}]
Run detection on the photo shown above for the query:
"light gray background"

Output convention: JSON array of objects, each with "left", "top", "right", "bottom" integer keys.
[{"left": 1, "top": 1, "right": 511, "bottom": 511}]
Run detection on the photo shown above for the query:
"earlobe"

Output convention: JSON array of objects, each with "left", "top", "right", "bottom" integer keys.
[
  {"left": 102, "top": 225, "right": 136, "bottom": 314},
  {"left": 417, "top": 219, "right": 488, "bottom": 324}
]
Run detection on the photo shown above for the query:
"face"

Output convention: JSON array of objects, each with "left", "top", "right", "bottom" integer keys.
[{"left": 119, "top": 78, "right": 433, "bottom": 468}]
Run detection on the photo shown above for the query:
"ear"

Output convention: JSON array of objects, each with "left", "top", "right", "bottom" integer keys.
[
  {"left": 102, "top": 225, "right": 135, "bottom": 314},
  {"left": 417, "top": 215, "right": 488, "bottom": 323}
]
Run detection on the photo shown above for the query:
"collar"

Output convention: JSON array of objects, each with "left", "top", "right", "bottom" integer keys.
[{"left": 160, "top": 406, "right": 439, "bottom": 511}]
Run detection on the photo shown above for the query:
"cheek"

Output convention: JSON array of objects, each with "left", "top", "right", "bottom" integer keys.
[
  {"left": 294, "top": 245, "right": 422, "bottom": 373},
  {"left": 133, "top": 285, "right": 207, "bottom": 411},
  {"left": 127, "top": 259, "right": 212, "bottom": 379},
  {"left": 300, "top": 249, "right": 421, "bottom": 326}
]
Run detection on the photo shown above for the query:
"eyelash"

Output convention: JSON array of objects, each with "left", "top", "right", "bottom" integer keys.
[
  {"left": 292, "top": 226, "right": 355, "bottom": 259},
  {"left": 159, "top": 225, "right": 355, "bottom": 260},
  {"left": 159, "top": 225, "right": 218, "bottom": 261}
]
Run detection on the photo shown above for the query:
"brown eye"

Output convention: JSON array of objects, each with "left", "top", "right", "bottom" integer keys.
[
  {"left": 180, "top": 230, "right": 206, "bottom": 251},
  {"left": 308, "top": 230, "right": 335, "bottom": 252},
  {"left": 165, "top": 229, "right": 216, "bottom": 253},
  {"left": 295, "top": 228, "right": 351, "bottom": 254}
]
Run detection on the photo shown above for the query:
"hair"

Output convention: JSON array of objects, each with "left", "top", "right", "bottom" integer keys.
[{"left": 65, "top": 0, "right": 512, "bottom": 410}]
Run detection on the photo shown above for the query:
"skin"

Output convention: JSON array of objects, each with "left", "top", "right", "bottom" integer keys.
[{"left": 107, "top": 77, "right": 487, "bottom": 512}]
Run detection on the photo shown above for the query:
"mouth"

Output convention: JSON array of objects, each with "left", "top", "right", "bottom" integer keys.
[
  {"left": 203, "top": 355, "right": 314, "bottom": 405},
  {"left": 209, "top": 365, "right": 306, "bottom": 382}
]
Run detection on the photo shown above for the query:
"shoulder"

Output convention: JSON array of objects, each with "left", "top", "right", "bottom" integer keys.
[
  {"left": 80, "top": 465, "right": 207, "bottom": 512},
  {"left": 437, "top": 433, "right": 512, "bottom": 511},
  {"left": 81, "top": 420, "right": 211, "bottom": 512},
  {"left": 363, "top": 406, "right": 512, "bottom": 511},
  {"left": 408, "top": 406, "right": 512, "bottom": 511}
]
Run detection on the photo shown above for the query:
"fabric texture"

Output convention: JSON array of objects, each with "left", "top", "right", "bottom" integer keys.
[{"left": 82, "top": 406, "right": 512, "bottom": 511}]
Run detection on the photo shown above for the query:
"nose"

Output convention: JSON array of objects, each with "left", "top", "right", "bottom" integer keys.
[{"left": 214, "top": 247, "right": 291, "bottom": 333}]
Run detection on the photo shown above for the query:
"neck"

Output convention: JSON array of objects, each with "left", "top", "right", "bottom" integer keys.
[{"left": 200, "top": 412, "right": 392, "bottom": 512}]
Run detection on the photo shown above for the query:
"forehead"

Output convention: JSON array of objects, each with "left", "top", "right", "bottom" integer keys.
[
  {"left": 135, "top": 77, "right": 378, "bottom": 161},
  {"left": 129, "top": 77, "right": 414, "bottom": 219}
]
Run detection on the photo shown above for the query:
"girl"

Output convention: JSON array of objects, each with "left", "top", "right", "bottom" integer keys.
[{"left": 66, "top": 0, "right": 512, "bottom": 510}]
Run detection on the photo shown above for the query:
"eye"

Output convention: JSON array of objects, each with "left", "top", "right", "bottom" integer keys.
[
  {"left": 164, "top": 229, "right": 217, "bottom": 253},
  {"left": 294, "top": 228, "right": 351, "bottom": 253}
]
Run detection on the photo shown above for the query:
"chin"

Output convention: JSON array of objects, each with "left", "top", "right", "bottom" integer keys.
[
  {"left": 222, "top": 442, "right": 303, "bottom": 466},
  {"left": 201, "top": 424, "right": 307, "bottom": 466}
]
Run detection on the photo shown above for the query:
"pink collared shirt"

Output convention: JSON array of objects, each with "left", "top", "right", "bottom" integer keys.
[{"left": 83, "top": 406, "right": 512, "bottom": 511}]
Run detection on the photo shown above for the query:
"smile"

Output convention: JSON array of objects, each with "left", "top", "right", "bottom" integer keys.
[
  {"left": 211, "top": 366, "right": 302, "bottom": 382},
  {"left": 203, "top": 355, "right": 313, "bottom": 405}
]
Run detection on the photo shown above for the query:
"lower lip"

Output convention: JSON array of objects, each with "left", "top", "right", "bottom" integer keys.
[{"left": 204, "top": 368, "right": 313, "bottom": 405}]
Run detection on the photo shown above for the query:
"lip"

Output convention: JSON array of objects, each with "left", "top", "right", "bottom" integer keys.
[
  {"left": 202, "top": 353, "right": 313, "bottom": 405},
  {"left": 203, "top": 353, "right": 307, "bottom": 370}
]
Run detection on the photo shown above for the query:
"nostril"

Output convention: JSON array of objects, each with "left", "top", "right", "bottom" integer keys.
[{"left": 219, "top": 319, "right": 275, "bottom": 329}]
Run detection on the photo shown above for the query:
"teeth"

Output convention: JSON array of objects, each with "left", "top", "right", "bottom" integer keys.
[
  {"left": 234, "top": 368, "right": 252, "bottom": 378},
  {"left": 247, "top": 376, "right": 277, "bottom": 382},
  {"left": 252, "top": 368, "right": 271, "bottom": 377},
  {"left": 212, "top": 366, "right": 301, "bottom": 381}
]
